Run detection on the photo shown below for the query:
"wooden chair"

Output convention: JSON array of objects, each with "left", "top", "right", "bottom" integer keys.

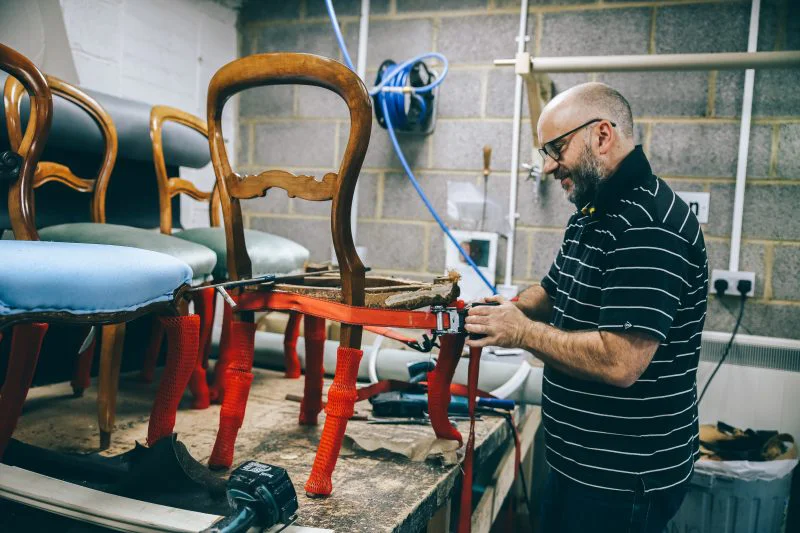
[
  {"left": 3, "top": 75, "right": 218, "bottom": 426},
  {"left": 146, "top": 105, "right": 311, "bottom": 405},
  {"left": 204, "top": 53, "right": 464, "bottom": 497},
  {"left": 0, "top": 43, "right": 200, "bottom": 455}
]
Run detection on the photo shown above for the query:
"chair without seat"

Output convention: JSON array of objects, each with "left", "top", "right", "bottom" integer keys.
[
  {"left": 205, "top": 53, "right": 471, "bottom": 499},
  {"left": 0, "top": 42, "right": 200, "bottom": 455}
]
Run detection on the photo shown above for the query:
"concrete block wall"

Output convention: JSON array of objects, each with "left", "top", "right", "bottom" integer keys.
[
  {"left": 58, "top": 0, "right": 239, "bottom": 228},
  {"left": 237, "top": 0, "right": 800, "bottom": 340}
]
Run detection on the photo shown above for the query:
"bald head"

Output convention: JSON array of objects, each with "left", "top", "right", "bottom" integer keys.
[{"left": 539, "top": 82, "right": 635, "bottom": 143}]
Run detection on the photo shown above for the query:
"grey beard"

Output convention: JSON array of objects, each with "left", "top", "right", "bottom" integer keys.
[{"left": 569, "top": 146, "right": 608, "bottom": 207}]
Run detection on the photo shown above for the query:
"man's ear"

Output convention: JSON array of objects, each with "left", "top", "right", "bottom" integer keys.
[{"left": 595, "top": 120, "right": 614, "bottom": 155}]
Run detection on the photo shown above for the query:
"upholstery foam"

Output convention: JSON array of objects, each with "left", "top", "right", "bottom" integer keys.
[{"left": 0, "top": 240, "right": 191, "bottom": 316}]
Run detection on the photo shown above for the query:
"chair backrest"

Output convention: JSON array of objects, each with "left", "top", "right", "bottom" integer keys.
[
  {"left": 4, "top": 75, "right": 117, "bottom": 228},
  {"left": 149, "top": 105, "right": 220, "bottom": 234},
  {"left": 0, "top": 44, "right": 52, "bottom": 241},
  {"left": 207, "top": 53, "right": 372, "bottom": 306}
]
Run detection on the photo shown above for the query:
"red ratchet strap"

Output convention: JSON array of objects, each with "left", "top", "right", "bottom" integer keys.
[
  {"left": 363, "top": 326, "right": 419, "bottom": 344},
  {"left": 236, "top": 291, "right": 449, "bottom": 330},
  {"left": 457, "top": 345, "right": 482, "bottom": 533}
]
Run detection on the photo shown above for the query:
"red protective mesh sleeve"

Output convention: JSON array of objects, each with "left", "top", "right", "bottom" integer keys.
[
  {"left": 209, "top": 302, "right": 234, "bottom": 403},
  {"left": 208, "top": 320, "right": 256, "bottom": 469},
  {"left": 283, "top": 311, "right": 303, "bottom": 379},
  {"left": 427, "top": 334, "right": 465, "bottom": 445},
  {"left": 146, "top": 314, "right": 200, "bottom": 446},
  {"left": 70, "top": 328, "right": 96, "bottom": 393},
  {"left": 299, "top": 315, "right": 326, "bottom": 426},
  {"left": 187, "top": 288, "right": 215, "bottom": 409},
  {"left": 304, "top": 345, "right": 363, "bottom": 496},
  {"left": 139, "top": 317, "right": 165, "bottom": 383},
  {"left": 196, "top": 287, "right": 216, "bottom": 370},
  {"left": 0, "top": 323, "right": 48, "bottom": 459}
]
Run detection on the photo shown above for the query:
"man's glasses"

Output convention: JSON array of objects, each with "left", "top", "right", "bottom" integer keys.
[{"left": 538, "top": 118, "right": 616, "bottom": 162}]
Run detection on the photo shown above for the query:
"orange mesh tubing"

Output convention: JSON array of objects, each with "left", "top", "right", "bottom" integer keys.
[
  {"left": 209, "top": 302, "right": 234, "bottom": 403},
  {"left": 427, "top": 334, "right": 465, "bottom": 445},
  {"left": 140, "top": 316, "right": 165, "bottom": 383},
  {"left": 208, "top": 320, "right": 256, "bottom": 469},
  {"left": 0, "top": 323, "right": 49, "bottom": 458},
  {"left": 146, "top": 314, "right": 200, "bottom": 446},
  {"left": 283, "top": 311, "right": 303, "bottom": 379},
  {"left": 457, "top": 345, "right": 483, "bottom": 533},
  {"left": 299, "top": 315, "right": 326, "bottom": 425},
  {"left": 304, "top": 346, "right": 363, "bottom": 496},
  {"left": 70, "top": 327, "right": 96, "bottom": 393},
  {"left": 188, "top": 288, "right": 215, "bottom": 409}
]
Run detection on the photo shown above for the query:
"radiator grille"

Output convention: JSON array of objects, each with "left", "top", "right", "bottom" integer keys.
[{"left": 700, "top": 331, "right": 800, "bottom": 372}]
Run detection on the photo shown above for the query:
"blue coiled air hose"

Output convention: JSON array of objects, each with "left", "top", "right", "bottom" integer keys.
[{"left": 325, "top": 0, "right": 497, "bottom": 294}]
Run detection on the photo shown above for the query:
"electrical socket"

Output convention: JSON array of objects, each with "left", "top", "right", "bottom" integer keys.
[{"left": 710, "top": 269, "right": 755, "bottom": 297}]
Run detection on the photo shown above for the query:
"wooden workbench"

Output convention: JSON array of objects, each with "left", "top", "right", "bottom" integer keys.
[{"left": 11, "top": 368, "right": 540, "bottom": 532}]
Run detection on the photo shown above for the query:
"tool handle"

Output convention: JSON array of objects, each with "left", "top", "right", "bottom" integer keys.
[
  {"left": 483, "top": 145, "right": 491, "bottom": 177},
  {"left": 477, "top": 397, "right": 515, "bottom": 410}
]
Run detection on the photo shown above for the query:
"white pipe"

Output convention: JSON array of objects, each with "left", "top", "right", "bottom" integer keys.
[
  {"left": 349, "top": 0, "right": 370, "bottom": 250},
  {"left": 242, "top": 330, "right": 544, "bottom": 405},
  {"left": 503, "top": 0, "right": 530, "bottom": 287},
  {"left": 730, "top": 0, "right": 761, "bottom": 271},
  {"left": 493, "top": 50, "right": 800, "bottom": 72}
]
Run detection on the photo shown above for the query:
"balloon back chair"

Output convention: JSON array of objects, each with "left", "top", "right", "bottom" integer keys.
[{"left": 0, "top": 43, "right": 200, "bottom": 454}]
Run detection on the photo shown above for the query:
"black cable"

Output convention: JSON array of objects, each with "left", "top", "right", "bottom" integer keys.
[
  {"left": 717, "top": 296, "right": 752, "bottom": 335},
  {"left": 503, "top": 415, "right": 536, "bottom": 527},
  {"left": 698, "top": 294, "right": 746, "bottom": 404}
]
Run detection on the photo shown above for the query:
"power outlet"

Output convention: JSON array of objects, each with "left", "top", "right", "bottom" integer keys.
[{"left": 710, "top": 269, "right": 755, "bottom": 297}]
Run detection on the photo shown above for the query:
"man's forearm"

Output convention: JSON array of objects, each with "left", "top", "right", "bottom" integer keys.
[{"left": 514, "top": 285, "right": 554, "bottom": 323}]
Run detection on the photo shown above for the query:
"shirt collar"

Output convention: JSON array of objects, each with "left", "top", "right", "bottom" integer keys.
[{"left": 581, "top": 145, "right": 652, "bottom": 217}]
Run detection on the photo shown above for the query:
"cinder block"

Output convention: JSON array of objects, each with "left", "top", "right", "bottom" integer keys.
[
  {"left": 772, "top": 246, "right": 800, "bottom": 301},
  {"left": 438, "top": 70, "right": 483, "bottom": 118},
  {"left": 438, "top": 15, "right": 529, "bottom": 65},
  {"left": 382, "top": 172, "right": 474, "bottom": 222},
  {"left": 296, "top": 85, "right": 348, "bottom": 119},
  {"left": 511, "top": 230, "right": 531, "bottom": 283},
  {"left": 237, "top": 124, "right": 249, "bottom": 166},
  {"left": 255, "top": 23, "right": 340, "bottom": 59},
  {"left": 427, "top": 225, "right": 445, "bottom": 274},
  {"left": 655, "top": 4, "right": 748, "bottom": 54},
  {"left": 723, "top": 301, "right": 800, "bottom": 340},
  {"left": 397, "top": 0, "right": 486, "bottom": 12},
  {"left": 704, "top": 297, "right": 736, "bottom": 333},
  {"left": 306, "top": 0, "right": 390, "bottom": 17},
  {"left": 648, "top": 123, "right": 771, "bottom": 178},
  {"left": 742, "top": 184, "right": 800, "bottom": 241},
  {"left": 549, "top": 74, "right": 593, "bottom": 96},
  {"left": 741, "top": 243, "right": 766, "bottom": 298},
  {"left": 706, "top": 183, "right": 733, "bottom": 238},
  {"left": 253, "top": 121, "right": 337, "bottom": 168},
  {"left": 541, "top": 9, "right": 649, "bottom": 57},
  {"left": 430, "top": 120, "right": 525, "bottom": 171},
  {"left": 242, "top": 188, "right": 291, "bottom": 214},
  {"left": 663, "top": 179, "right": 705, "bottom": 194},
  {"left": 497, "top": 0, "right": 592, "bottom": 6},
  {"left": 343, "top": 19, "right": 434, "bottom": 70},
  {"left": 343, "top": 119, "right": 430, "bottom": 170},
  {"left": 514, "top": 175, "right": 577, "bottom": 229},
  {"left": 531, "top": 230, "right": 564, "bottom": 282},
  {"left": 597, "top": 72, "right": 708, "bottom": 117},
  {"left": 485, "top": 70, "right": 527, "bottom": 119},
  {"left": 777, "top": 124, "right": 800, "bottom": 179},
  {"left": 358, "top": 221, "right": 426, "bottom": 271},
  {"left": 240, "top": 86, "right": 294, "bottom": 118},
  {"left": 61, "top": 0, "right": 121, "bottom": 61},
  {"left": 717, "top": 69, "right": 800, "bottom": 118},
  {"left": 239, "top": 0, "right": 301, "bottom": 21},
  {"left": 248, "top": 216, "right": 332, "bottom": 262}
]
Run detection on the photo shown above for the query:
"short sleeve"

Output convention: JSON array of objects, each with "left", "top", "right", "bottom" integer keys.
[
  {"left": 540, "top": 239, "right": 566, "bottom": 301},
  {"left": 598, "top": 226, "right": 690, "bottom": 340}
]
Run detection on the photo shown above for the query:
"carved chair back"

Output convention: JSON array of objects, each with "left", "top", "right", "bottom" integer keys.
[
  {"left": 206, "top": 53, "right": 372, "bottom": 309},
  {"left": 4, "top": 74, "right": 117, "bottom": 233},
  {"left": 149, "top": 105, "right": 221, "bottom": 234},
  {"left": 0, "top": 44, "right": 53, "bottom": 241}
]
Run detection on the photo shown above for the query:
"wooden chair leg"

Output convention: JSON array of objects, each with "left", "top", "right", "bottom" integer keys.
[
  {"left": 283, "top": 311, "right": 303, "bottom": 379},
  {"left": 304, "top": 324, "right": 363, "bottom": 497},
  {"left": 299, "top": 315, "right": 326, "bottom": 425},
  {"left": 97, "top": 323, "right": 126, "bottom": 450},
  {"left": 70, "top": 326, "right": 96, "bottom": 397},
  {"left": 0, "top": 323, "right": 48, "bottom": 460}
]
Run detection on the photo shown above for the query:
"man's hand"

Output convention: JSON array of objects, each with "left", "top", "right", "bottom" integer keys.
[{"left": 464, "top": 295, "right": 532, "bottom": 349}]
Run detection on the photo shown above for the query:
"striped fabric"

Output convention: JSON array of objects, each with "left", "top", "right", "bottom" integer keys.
[{"left": 540, "top": 146, "right": 708, "bottom": 493}]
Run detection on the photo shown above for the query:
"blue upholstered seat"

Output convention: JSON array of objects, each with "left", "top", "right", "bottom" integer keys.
[{"left": 0, "top": 241, "right": 192, "bottom": 316}]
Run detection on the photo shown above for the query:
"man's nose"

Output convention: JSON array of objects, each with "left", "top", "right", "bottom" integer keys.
[{"left": 542, "top": 156, "right": 559, "bottom": 176}]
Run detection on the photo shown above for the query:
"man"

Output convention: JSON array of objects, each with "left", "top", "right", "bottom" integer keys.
[{"left": 465, "top": 83, "right": 708, "bottom": 533}]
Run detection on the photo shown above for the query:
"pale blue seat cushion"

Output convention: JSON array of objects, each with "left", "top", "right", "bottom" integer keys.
[
  {"left": 174, "top": 228, "right": 310, "bottom": 280},
  {"left": 38, "top": 223, "right": 217, "bottom": 285},
  {"left": 0, "top": 241, "right": 192, "bottom": 316}
]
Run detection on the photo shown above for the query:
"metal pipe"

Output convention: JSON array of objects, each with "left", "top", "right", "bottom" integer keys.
[
  {"left": 503, "top": 0, "right": 530, "bottom": 288},
  {"left": 730, "top": 0, "right": 761, "bottom": 271},
  {"left": 493, "top": 50, "right": 800, "bottom": 73}
]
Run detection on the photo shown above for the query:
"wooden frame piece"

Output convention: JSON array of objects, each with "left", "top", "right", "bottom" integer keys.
[
  {"left": 3, "top": 75, "right": 118, "bottom": 226},
  {"left": 149, "top": 105, "right": 221, "bottom": 234}
]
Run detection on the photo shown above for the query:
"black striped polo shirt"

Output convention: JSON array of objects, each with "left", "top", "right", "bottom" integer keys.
[{"left": 540, "top": 145, "right": 708, "bottom": 493}]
